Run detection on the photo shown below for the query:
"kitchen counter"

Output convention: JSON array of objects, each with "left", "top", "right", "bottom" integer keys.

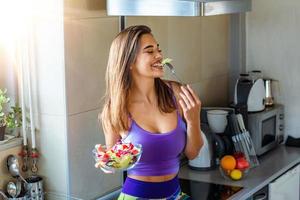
[{"left": 179, "top": 145, "right": 300, "bottom": 200}]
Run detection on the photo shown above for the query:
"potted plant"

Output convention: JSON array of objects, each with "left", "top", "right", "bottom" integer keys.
[{"left": 0, "top": 88, "right": 22, "bottom": 141}]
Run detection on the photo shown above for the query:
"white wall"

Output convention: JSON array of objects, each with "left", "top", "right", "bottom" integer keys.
[
  {"left": 0, "top": 1, "right": 68, "bottom": 200},
  {"left": 246, "top": 0, "right": 300, "bottom": 138}
]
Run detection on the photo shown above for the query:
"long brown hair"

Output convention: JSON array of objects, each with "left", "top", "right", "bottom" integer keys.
[{"left": 100, "top": 25, "right": 176, "bottom": 136}]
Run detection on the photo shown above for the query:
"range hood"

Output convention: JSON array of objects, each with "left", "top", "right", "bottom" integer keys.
[{"left": 106, "top": 0, "right": 251, "bottom": 17}]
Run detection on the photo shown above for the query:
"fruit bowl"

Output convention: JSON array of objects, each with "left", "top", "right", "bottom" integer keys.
[
  {"left": 219, "top": 153, "right": 250, "bottom": 181},
  {"left": 93, "top": 141, "right": 142, "bottom": 174},
  {"left": 219, "top": 166, "right": 249, "bottom": 181}
]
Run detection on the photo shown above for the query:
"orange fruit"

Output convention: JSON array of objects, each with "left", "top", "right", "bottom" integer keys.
[{"left": 220, "top": 155, "right": 236, "bottom": 170}]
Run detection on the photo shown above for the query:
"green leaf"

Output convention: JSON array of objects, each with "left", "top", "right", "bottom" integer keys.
[{"left": 161, "top": 58, "right": 173, "bottom": 65}]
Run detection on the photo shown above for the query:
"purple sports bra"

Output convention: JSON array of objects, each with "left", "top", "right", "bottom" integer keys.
[{"left": 123, "top": 103, "right": 187, "bottom": 176}]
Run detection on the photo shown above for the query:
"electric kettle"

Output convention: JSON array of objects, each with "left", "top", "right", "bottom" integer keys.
[
  {"left": 188, "top": 130, "right": 212, "bottom": 170},
  {"left": 188, "top": 124, "right": 225, "bottom": 170}
]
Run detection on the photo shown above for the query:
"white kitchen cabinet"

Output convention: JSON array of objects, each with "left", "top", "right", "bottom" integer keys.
[{"left": 269, "top": 164, "right": 300, "bottom": 200}]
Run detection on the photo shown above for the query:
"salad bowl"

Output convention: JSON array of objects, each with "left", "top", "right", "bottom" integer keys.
[{"left": 93, "top": 142, "right": 142, "bottom": 174}]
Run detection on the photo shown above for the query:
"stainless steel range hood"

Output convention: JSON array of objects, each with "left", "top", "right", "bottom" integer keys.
[{"left": 106, "top": 0, "right": 251, "bottom": 17}]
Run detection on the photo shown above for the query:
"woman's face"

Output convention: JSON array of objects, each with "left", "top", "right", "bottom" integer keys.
[{"left": 130, "top": 34, "right": 164, "bottom": 79}]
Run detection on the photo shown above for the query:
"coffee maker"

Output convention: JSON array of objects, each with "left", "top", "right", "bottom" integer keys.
[{"left": 188, "top": 107, "right": 235, "bottom": 170}]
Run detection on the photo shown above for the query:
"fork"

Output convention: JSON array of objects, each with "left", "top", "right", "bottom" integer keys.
[{"left": 164, "top": 63, "right": 185, "bottom": 85}]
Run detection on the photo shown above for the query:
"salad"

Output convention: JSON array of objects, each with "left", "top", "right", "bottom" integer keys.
[
  {"left": 93, "top": 141, "right": 142, "bottom": 174},
  {"left": 161, "top": 58, "right": 173, "bottom": 66}
]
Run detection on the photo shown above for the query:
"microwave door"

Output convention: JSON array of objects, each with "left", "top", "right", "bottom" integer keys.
[{"left": 261, "top": 116, "right": 276, "bottom": 147}]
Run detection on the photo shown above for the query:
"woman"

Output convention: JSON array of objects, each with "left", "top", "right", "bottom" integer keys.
[{"left": 100, "top": 25, "right": 203, "bottom": 200}]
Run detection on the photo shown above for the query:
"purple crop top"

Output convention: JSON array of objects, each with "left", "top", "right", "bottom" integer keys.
[{"left": 123, "top": 104, "right": 187, "bottom": 176}]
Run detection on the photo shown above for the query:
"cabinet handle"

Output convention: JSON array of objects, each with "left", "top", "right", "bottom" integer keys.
[
  {"left": 253, "top": 193, "right": 267, "bottom": 200},
  {"left": 279, "top": 124, "right": 284, "bottom": 131},
  {"left": 279, "top": 114, "right": 284, "bottom": 120}
]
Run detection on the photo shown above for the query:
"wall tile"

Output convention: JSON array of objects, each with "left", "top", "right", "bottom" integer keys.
[
  {"left": 67, "top": 109, "right": 122, "bottom": 199},
  {"left": 198, "top": 75, "right": 228, "bottom": 107},
  {"left": 200, "top": 15, "right": 230, "bottom": 80},
  {"left": 34, "top": 17, "right": 66, "bottom": 116},
  {"left": 64, "top": 17, "right": 119, "bottom": 115},
  {"left": 167, "top": 17, "right": 202, "bottom": 84},
  {"left": 127, "top": 17, "right": 169, "bottom": 55},
  {"left": 37, "top": 114, "right": 68, "bottom": 194}
]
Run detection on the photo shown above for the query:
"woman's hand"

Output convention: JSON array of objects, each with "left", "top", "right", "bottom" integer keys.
[
  {"left": 178, "top": 84, "right": 201, "bottom": 125},
  {"left": 178, "top": 84, "right": 203, "bottom": 159}
]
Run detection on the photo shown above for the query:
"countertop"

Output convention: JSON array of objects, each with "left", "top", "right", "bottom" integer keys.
[{"left": 179, "top": 145, "right": 300, "bottom": 200}]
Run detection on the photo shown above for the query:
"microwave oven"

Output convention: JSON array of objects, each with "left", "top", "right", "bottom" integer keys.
[{"left": 248, "top": 104, "right": 284, "bottom": 156}]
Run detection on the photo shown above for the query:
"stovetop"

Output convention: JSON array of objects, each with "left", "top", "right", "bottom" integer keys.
[{"left": 179, "top": 178, "right": 243, "bottom": 200}]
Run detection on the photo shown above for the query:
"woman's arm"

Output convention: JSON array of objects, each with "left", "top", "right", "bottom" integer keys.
[
  {"left": 171, "top": 82, "right": 203, "bottom": 160},
  {"left": 103, "top": 127, "right": 121, "bottom": 149}
]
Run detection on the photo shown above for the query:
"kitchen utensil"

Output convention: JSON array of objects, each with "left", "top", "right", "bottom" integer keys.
[
  {"left": 235, "top": 115, "right": 251, "bottom": 154},
  {"left": 7, "top": 155, "right": 28, "bottom": 184},
  {"left": 207, "top": 110, "right": 229, "bottom": 133},
  {"left": 7, "top": 181, "right": 18, "bottom": 198},
  {"left": 236, "top": 114, "right": 259, "bottom": 168},
  {"left": 221, "top": 135, "right": 234, "bottom": 154},
  {"left": 15, "top": 181, "right": 22, "bottom": 197},
  {"left": 0, "top": 189, "right": 8, "bottom": 199},
  {"left": 230, "top": 114, "right": 242, "bottom": 150},
  {"left": 230, "top": 114, "right": 251, "bottom": 163},
  {"left": 26, "top": 175, "right": 44, "bottom": 200},
  {"left": 236, "top": 114, "right": 252, "bottom": 151},
  {"left": 164, "top": 62, "right": 185, "bottom": 85}
]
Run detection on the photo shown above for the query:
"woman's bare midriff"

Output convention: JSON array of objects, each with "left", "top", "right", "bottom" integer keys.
[{"left": 128, "top": 173, "right": 177, "bottom": 182}]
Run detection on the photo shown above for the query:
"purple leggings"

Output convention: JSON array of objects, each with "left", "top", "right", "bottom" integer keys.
[{"left": 122, "top": 176, "right": 180, "bottom": 199}]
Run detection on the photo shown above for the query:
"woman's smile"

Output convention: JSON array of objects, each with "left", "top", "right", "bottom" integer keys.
[{"left": 151, "top": 61, "right": 163, "bottom": 70}]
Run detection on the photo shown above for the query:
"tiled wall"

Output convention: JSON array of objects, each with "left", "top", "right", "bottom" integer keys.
[
  {"left": 246, "top": 0, "right": 300, "bottom": 138},
  {"left": 64, "top": 14, "right": 123, "bottom": 200}
]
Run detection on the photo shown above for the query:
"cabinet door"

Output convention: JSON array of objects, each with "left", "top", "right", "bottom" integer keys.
[{"left": 269, "top": 164, "right": 300, "bottom": 200}]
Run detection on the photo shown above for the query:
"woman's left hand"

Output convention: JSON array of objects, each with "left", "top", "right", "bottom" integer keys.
[{"left": 178, "top": 84, "right": 201, "bottom": 125}]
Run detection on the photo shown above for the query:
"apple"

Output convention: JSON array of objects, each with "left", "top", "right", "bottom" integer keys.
[
  {"left": 233, "top": 151, "right": 246, "bottom": 159},
  {"left": 236, "top": 157, "right": 250, "bottom": 170}
]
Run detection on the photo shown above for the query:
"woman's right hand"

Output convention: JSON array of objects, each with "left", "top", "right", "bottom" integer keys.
[{"left": 178, "top": 84, "right": 201, "bottom": 126}]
